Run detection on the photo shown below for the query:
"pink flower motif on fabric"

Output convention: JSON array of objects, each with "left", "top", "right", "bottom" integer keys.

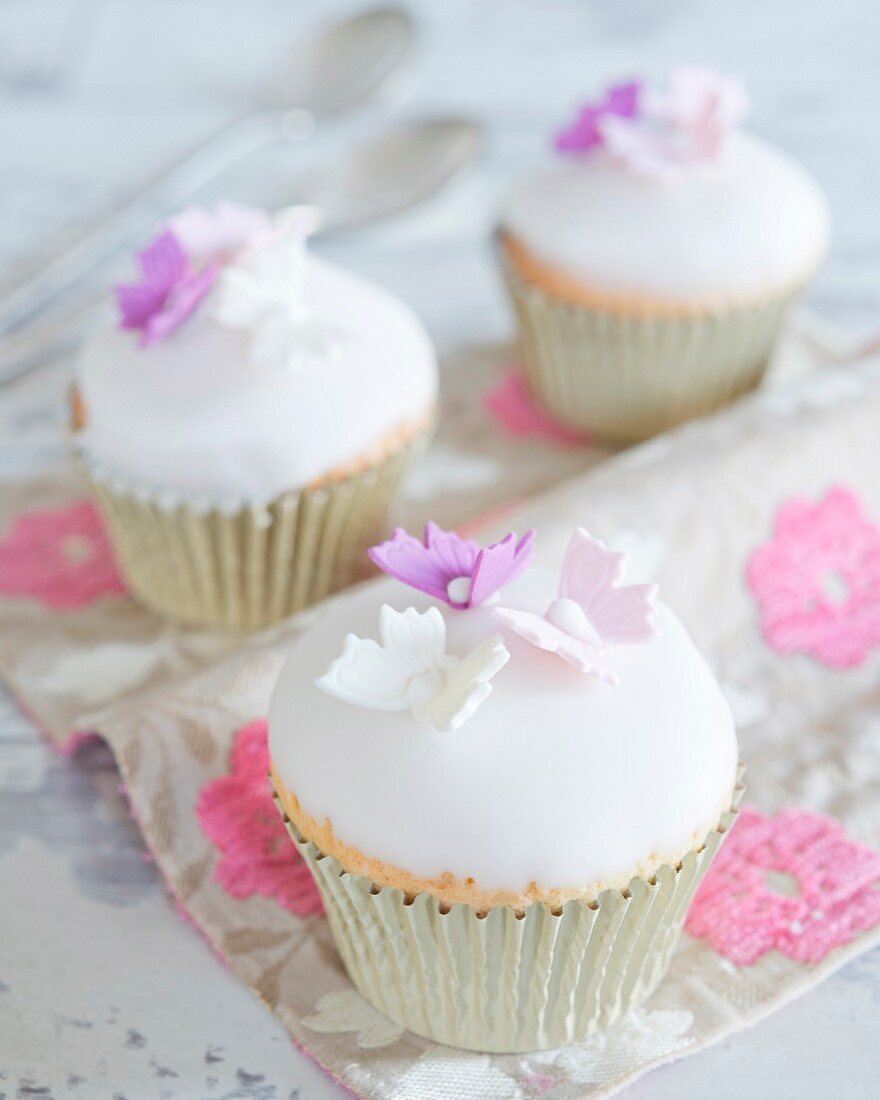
[
  {"left": 115, "top": 230, "right": 218, "bottom": 346},
  {"left": 483, "top": 369, "right": 587, "bottom": 446},
  {"left": 197, "top": 720, "right": 324, "bottom": 917},
  {"left": 494, "top": 528, "right": 657, "bottom": 685},
  {"left": 747, "top": 486, "right": 880, "bottom": 668},
  {"left": 369, "top": 522, "right": 536, "bottom": 610},
  {"left": 686, "top": 805, "right": 880, "bottom": 966},
  {"left": 0, "top": 499, "right": 125, "bottom": 609}
]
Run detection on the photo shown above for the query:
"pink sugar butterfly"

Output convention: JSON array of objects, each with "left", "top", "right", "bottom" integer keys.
[{"left": 492, "top": 528, "right": 657, "bottom": 685}]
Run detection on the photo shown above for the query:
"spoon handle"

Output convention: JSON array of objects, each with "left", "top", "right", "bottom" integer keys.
[{"left": 0, "top": 108, "right": 289, "bottom": 341}]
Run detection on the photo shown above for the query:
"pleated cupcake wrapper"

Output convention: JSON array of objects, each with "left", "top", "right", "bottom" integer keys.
[
  {"left": 73, "top": 431, "right": 428, "bottom": 631},
  {"left": 500, "top": 255, "right": 805, "bottom": 443},
  {"left": 272, "top": 774, "right": 744, "bottom": 1053}
]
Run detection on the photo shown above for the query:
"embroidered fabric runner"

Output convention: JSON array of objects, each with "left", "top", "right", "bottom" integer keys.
[{"left": 2, "top": 327, "right": 880, "bottom": 1098}]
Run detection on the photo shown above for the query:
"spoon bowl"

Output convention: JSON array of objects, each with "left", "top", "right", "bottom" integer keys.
[
  {"left": 0, "top": 115, "right": 484, "bottom": 385},
  {"left": 0, "top": 7, "right": 417, "bottom": 343},
  {"left": 296, "top": 118, "right": 485, "bottom": 233},
  {"left": 275, "top": 6, "right": 415, "bottom": 120}
]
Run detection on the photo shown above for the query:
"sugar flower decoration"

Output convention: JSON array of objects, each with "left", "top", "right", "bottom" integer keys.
[
  {"left": 555, "top": 81, "right": 641, "bottom": 154},
  {"left": 369, "top": 523, "right": 536, "bottom": 610},
  {"left": 646, "top": 66, "right": 749, "bottom": 159},
  {"left": 115, "top": 230, "right": 218, "bottom": 346},
  {"left": 167, "top": 201, "right": 271, "bottom": 266},
  {"left": 493, "top": 528, "right": 657, "bottom": 684},
  {"left": 556, "top": 66, "right": 748, "bottom": 183},
  {"left": 210, "top": 204, "right": 348, "bottom": 373},
  {"left": 316, "top": 605, "right": 510, "bottom": 733}
]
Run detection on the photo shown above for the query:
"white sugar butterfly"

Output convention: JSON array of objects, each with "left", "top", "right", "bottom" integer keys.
[{"left": 316, "top": 605, "right": 510, "bottom": 733}]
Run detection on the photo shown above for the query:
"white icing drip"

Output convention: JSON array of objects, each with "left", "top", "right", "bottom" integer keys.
[
  {"left": 501, "top": 132, "right": 829, "bottom": 299},
  {"left": 269, "top": 566, "right": 738, "bottom": 894}
]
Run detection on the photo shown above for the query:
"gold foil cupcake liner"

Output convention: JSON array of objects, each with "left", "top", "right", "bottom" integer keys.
[
  {"left": 73, "top": 430, "right": 428, "bottom": 631},
  {"left": 272, "top": 774, "right": 744, "bottom": 1053},
  {"left": 500, "top": 255, "right": 804, "bottom": 443}
]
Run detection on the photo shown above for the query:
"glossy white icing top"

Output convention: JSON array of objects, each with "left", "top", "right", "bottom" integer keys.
[
  {"left": 502, "top": 133, "right": 830, "bottom": 300},
  {"left": 75, "top": 256, "right": 437, "bottom": 500},
  {"left": 269, "top": 566, "right": 738, "bottom": 895}
]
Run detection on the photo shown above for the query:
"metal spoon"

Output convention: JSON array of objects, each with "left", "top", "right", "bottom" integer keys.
[
  {"left": 0, "top": 116, "right": 484, "bottom": 387},
  {"left": 0, "top": 7, "right": 415, "bottom": 340},
  {"left": 290, "top": 117, "right": 484, "bottom": 232}
]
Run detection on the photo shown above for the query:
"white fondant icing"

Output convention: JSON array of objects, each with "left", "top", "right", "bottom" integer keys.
[
  {"left": 502, "top": 132, "right": 830, "bottom": 299},
  {"left": 269, "top": 566, "right": 738, "bottom": 895},
  {"left": 75, "top": 255, "right": 437, "bottom": 500}
]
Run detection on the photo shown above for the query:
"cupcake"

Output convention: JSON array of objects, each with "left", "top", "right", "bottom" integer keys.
[
  {"left": 269, "top": 524, "right": 740, "bottom": 1052},
  {"left": 71, "top": 203, "right": 437, "bottom": 630},
  {"left": 499, "top": 68, "right": 830, "bottom": 442}
]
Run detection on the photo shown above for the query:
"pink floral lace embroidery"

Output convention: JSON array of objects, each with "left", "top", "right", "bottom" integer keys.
[
  {"left": 197, "top": 720, "right": 323, "bottom": 917},
  {"left": 747, "top": 486, "right": 880, "bottom": 667},
  {"left": 686, "top": 805, "right": 880, "bottom": 966},
  {"left": 484, "top": 369, "right": 587, "bottom": 446},
  {"left": 0, "top": 499, "right": 126, "bottom": 609}
]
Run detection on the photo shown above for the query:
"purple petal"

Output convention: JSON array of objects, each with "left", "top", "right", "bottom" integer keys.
[
  {"left": 140, "top": 263, "right": 218, "bottom": 346},
  {"left": 604, "top": 80, "right": 641, "bottom": 119},
  {"left": 138, "top": 230, "right": 189, "bottom": 288},
  {"left": 555, "top": 79, "right": 643, "bottom": 155},
  {"left": 368, "top": 528, "right": 454, "bottom": 603},
  {"left": 369, "top": 523, "right": 531, "bottom": 609},
  {"left": 555, "top": 106, "right": 605, "bottom": 153},
  {"left": 423, "top": 523, "right": 480, "bottom": 584},
  {"left": 114, "top": 282, "right": 165, "bottom": 330},
  {"left": 469, "top": 529, "right": 536, "bottom": 607}
]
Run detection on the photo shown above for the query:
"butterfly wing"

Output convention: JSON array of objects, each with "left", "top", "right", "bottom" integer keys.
[
  {"left": 428, "top": 638, "right": 510, "bottom": 733},
  {"left": 315, "top": 606, "right": 448, "bottom": 712},
  {"left": 493, "top": 607, "right": 618, "bottom": 684},
  {"left": 558, "top": 528, "right": 624, "bottom": 607},
  {"left": 588, "top": 582, "right": 658, "bottom": 644}
]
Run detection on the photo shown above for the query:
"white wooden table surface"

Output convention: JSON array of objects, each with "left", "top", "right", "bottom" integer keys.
[{"left": 1, "top": 1, "right": 879, "bottom": 1096}]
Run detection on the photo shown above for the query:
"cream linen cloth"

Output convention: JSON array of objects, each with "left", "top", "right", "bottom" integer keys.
[{"left": 2, "top": 326, "right": 880, "bottom": 1098}]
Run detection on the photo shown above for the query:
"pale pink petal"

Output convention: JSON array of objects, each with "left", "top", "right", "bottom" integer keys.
[
  {"left": 587, "top": 581, "right": 658, "bottom": 644},
  {"left": 559, "top": 528, "right": 625, "bottom": 608},
  {"left": 493, "top": 607, "right": 618, "bottom": 684},
  {"left": 169, "top": 202, "right": 272, "bottom": 265}
]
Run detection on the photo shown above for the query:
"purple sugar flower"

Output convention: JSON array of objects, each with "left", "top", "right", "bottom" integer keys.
[
  {"left": 115, "top": 230, "right": 218, "bottom": 347},
  {"left": 555, "top": 80, "right": 642, "bottom": 154},
  {"left": 369, "top": 522, "right": 536, "bottom": 610}
]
